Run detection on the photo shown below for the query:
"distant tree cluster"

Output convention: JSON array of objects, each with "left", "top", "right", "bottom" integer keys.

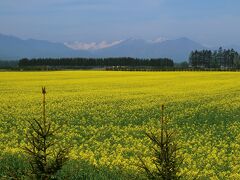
[
  {"left": 18, "top": 57, "right": 174, "bottom": 68},
  {"left": 189, "top": 47, "right": 240, "bottom": 68}
]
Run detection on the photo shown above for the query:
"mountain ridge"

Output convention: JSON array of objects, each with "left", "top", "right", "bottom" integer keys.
[
  {"left": 0, "top": 34, "right": 91, "bottom": 60},
  {"left": 1, "top": 33, "right": 238, "bottom": 62}
]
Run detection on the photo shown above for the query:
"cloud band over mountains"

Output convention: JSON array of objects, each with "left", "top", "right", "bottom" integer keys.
[{"left": 64, "top": 40, "right": 124, "bottom": 50}]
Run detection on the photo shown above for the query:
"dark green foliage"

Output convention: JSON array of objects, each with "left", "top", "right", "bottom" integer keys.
[
  {"left": 189, "top": 48, "right": 240, "bottom": 69},
  {"left": 57, "top": 160, "right": 142, "bottom": 180},
  {"left": 23, "top": 87, "right": 70, "bottom": 180},
  {"left": 139, "top": 105, "right": 181, "bottom": 180},
  {"left": 18, "top": 57, "right": 174, "bottom": 68},
  {"left": 0, "top": 153, "right": 30, "bottom": 179}
]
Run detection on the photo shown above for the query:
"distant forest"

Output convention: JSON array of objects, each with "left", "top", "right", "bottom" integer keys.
[
  {"left": 18, "top": 57, "right": 174, "bottom": 68},
  {"left": 0, "top": 48, "right": 240, "bottom": 71},
  {"left": 189, "top": 47, "right": 240, "bottom": 68}
]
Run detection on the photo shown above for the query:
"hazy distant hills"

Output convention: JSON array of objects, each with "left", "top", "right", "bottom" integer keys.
[
  {"left": 1, "top": 33, "right": 239, "bottom": 62},
  {"left": 0, "top": 34, "right": 90, "bottom": 60},
  {"left": 94, "top": 37, "right": 205, "bottom": 62}
]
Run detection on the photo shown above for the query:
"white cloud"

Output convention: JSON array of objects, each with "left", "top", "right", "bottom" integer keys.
[
  {"left": 65, "top": 40, "right": 124, "bottom": 50},
  {"left": 150, "top": 37, "right": 168, "bottom": 43}
]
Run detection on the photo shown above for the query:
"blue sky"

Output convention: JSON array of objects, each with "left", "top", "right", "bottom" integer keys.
[{"left": 0, "top": 0, "right": 240, "bottom": 46}]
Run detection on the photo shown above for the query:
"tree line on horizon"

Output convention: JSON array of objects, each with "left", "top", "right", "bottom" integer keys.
[
  {"left": 1, "top": 48, "right": 240, "bottom": 70},
  {"left": 189, "top": 47, "right": 240, "bottom": 68},
  {"left": 18, "top": 57, "right": 174, "bottom": 68}
]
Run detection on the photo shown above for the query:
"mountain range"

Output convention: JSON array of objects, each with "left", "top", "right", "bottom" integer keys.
[{"left": 0, "top": 33, "right": 239, "bottom": 62}]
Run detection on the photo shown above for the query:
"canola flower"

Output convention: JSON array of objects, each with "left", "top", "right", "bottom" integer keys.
[{"left": 0, "top": 71, "right": 240, "bottom": 179}]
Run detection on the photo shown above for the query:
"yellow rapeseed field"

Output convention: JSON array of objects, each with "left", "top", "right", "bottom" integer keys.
[{"left": 0, "top": 71, "right": 240, "bottom": 179}]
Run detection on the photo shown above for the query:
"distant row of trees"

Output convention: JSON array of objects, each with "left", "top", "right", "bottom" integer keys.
[
  {"left": 18, "top": 57, "right": 174, "bottom": 68},
  {"left": 189, "top": 47, "right": 240, "bottom": 68},
  {"left": 1, "top": 49, "right": 240, "bottom": 71}
]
